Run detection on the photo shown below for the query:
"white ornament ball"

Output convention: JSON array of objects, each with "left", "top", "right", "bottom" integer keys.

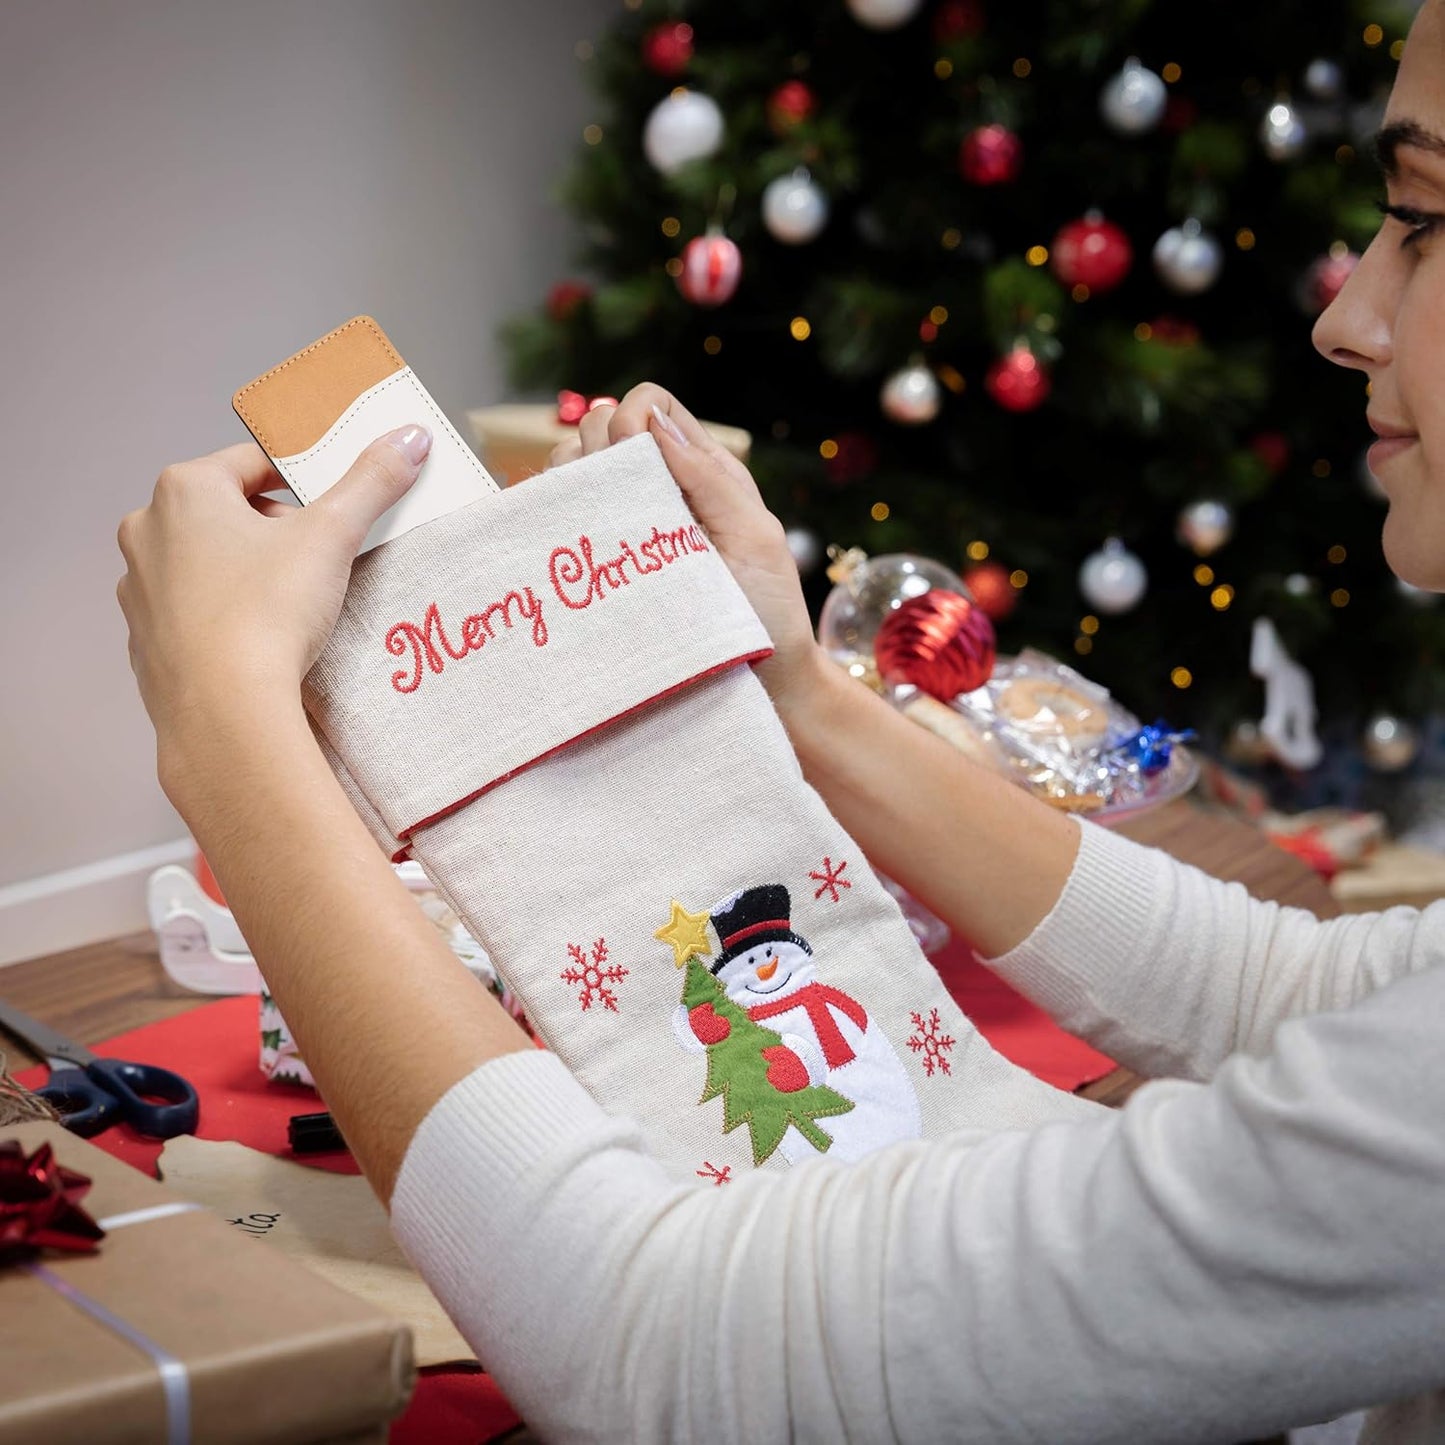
[
  {"left": 1177, "top": 499, "right": 1235, "bottom": 556},
  {"left": 1363, "top": 713, "right": 1420, "bottom": 772},
  {"left": 762, "top": 169, "right": 829, "bottom": 245},
  {"left": 1284, "top": 573, "right": 1316, "bottom": 597},
  {"left": 786, "top": 527, "right": 824, "bottom": 575},
  {"left": 845, "top": 0, "right": 924, "bottom": 29},
  {"left": 1100, "top": 58, "right": 1168, "bottom": 135},
  {"left": 642, "top": 89, "right": 724, "bottom": 175},
  {"left": 1397, "top": 578, "right": 1439, "bottom": 606},
  {"left": 1079, "top": 538, "right": 1148, "bottom": 615},
  {"left": 880, "top": 363, "right": 942, "bottom": 425},
  {"left": 1153, "top": 218, "right": 1224, "bottom": 295},
  {"left": 1260, "top": 98, "right": 1308, "bottom": 161},
  {"left": 1304, "top": 58, "right": 1345, "bottom": 101}
]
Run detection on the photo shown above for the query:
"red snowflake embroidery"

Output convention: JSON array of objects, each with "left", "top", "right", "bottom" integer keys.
[
  {"left": 560, "top": 939, "right": 628, "bottom": 1012},
  {"left": 809, "top": 856, "right": 851, "bottom": 903},
  {"left": 907, "top": 1008, "right": 956, "bottom": 1077},
  {"left": 696, "top": 1161, "right": 732, "bottom": 1186}
]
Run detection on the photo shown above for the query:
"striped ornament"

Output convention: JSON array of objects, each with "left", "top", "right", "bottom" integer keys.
[{"left": 677, "top": 233, "right": 743, "bottom": 308}]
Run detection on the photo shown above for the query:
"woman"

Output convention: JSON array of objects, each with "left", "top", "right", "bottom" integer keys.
[{"left": 117, "top": 5, "right": 1445, "bottom": 1440}]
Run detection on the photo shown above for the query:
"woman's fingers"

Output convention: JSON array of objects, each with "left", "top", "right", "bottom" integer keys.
[
  {"left": 208, "top": 442, "right": 289, "bottom": 498},
  {"left": 577, "top": 404, "right": 617, "bottom": 454},
  {"left": 646, "top": 407, "right": 768, "bottom": 541},
  {"left": 546, "top": 434, "right": 583, "bottom": 470},
  {"left": 308, "top": 425, "right": 432, "bottom": 551}
]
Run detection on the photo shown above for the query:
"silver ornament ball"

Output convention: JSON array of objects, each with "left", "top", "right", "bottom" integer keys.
[
  {"left": 1099, "top": 58, "right": 1168, "bottom": 135},
  {"left": 879, "top": 363, "right": 942, "bottom": 426},
  {"left": 642, "top": 90, "right": 724, "bottom": 175},
  {"left": 786, "top": 527, "right": 824, "bottom": 575},
  {"left": 818, "top": 552, "right": 970, "bottom": 663},
  {"left": 1079, "top": 538, "right": 1148, "bottom": 615},
  {"left": 1304, "top": 58, "right": 1345, "bottom": 101},
  {"left": 762, "top": 169, "right": 829, "bottom": 245},
  {"left": 1177, "top": 499, "right": 1235, "bottom": 556},
  {"left": 1363, "top": 713, "right": 1420, "bottom": 772},
  {"left": 1261, "top": 98, "right": 1309, "bottom": 161},
  {"left": 1153, "top": 218, "right": 1224, "bottom": 295},
  {"left": 845, "top": 0, "right": 924, "bottom": 29}
]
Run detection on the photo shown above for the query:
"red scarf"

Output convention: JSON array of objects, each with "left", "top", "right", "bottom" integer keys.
[{"left": 747, "top": 983, "right": 868, "bottom": 1069}]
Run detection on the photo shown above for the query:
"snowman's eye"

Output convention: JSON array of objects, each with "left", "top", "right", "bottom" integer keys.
[{"left": 766, "top": 947, "right": 773, "bottom": 957}]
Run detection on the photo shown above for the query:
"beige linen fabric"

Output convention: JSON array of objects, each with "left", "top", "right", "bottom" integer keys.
[{"left": 308, "top": 434, "right": 1096, "bottom": 1182}]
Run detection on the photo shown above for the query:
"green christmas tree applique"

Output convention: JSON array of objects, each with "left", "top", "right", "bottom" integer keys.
[{"left": 680, "top": 956, "right": 853, "bottom": 1167}]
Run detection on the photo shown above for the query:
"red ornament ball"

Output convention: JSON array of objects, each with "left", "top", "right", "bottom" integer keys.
[
  {"left": 642, "top": 21, "right": 694, "bottom": 77},
  {"left": 546, "top": 279, "right": 592, "bottom": 322},
  {"left": 1051, "top": 214, "right": 1133, "bottom": 293},
  {"left": 1304, "top": 249, "right": 1360, "bottom": 313},
  {"left": 933, "top": 0, "right": 985, "bottom": 41},
  {"left": 825, "top": 430, "right": 880, "bottom": 485},
  {"left": 875, "top": 590, "right": 997, "bottom": 701},
  {"left": 958, "top": 124, "right": 1023, "bottom": 185},
  {"left": 767, "top": 79, "right": 816, "bottom": 133},
  {"left": 676, "top": 233, "right": 743, "bottom": 307},
  {"left": 960, "top": 561, "right": 1018, "bottom": 622},
  {"left": 985, "top": 345, "right": 1051, "bottom": 412}
]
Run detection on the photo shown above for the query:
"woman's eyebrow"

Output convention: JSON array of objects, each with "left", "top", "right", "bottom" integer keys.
[{"left": 1376, "top": 119, "right": 1445, "bottom": 176}]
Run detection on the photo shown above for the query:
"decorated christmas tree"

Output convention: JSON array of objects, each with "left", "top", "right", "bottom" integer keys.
[{"left": 505, "top": 0, "right": 1439, "bottom": 789}]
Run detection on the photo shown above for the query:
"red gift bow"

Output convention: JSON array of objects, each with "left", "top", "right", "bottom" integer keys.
[
  {"left": 556, "top": 390, "right": 619, "bottom": 425},
  {"left": 0, "top": 1139, "right": 106, "bottom": 1259}
]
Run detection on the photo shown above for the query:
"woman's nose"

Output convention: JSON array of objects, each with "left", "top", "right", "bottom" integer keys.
[{"left": 1311, "top": 229, "right": 1396, "bottom": 373}]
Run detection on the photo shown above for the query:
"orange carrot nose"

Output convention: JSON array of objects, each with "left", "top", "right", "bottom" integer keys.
[{"left": 756, "top": 961, "right": 779, "bottom": 981}]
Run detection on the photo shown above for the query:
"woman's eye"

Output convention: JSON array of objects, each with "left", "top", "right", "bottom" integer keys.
[{"left": 1377, "top": 199, "right": 1444, "bottom": 249}]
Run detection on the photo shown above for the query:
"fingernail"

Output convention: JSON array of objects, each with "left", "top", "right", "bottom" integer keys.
[
  {"left": 650, "top": 404, "right": 689, "bottom": 447},
  {"left": 387, "top": 424, "right": 432, "bottom": 465}
]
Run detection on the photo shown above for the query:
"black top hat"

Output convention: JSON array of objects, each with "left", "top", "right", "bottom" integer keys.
[{"left": 710, "top": 885, "right": 812, "bottom": 974}]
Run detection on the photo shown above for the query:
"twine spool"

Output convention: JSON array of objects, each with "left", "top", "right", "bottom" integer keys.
[{"left": 0, "top": 1053, "right": 59, "bottom": 1127}]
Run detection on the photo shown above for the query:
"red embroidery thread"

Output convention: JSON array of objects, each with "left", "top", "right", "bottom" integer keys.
[
  {"left": 907, "top": 1008, "right": 957, "bottom": 1077},
  {"left": 387, "top": 589, "right": 547, "bottom": 694},
  {"left": 560, "top": 938, "right": 629, "bottom": 1012},
  {"left": 696, "top": 1161, "right": 732, "bottom": 1186},
  {"left": 549, "top": 525, "right": 710, "bottom": 611},
  {"left": 809, "top": 857, "right": 851, "bottom": 903}
]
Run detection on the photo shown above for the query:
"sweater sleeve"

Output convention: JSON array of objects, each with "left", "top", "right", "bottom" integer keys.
[
  {"left": 390, "top": 970, "right": 1445, "bottom": 1445},
  {"left": 986, "top": 816, "right": 1445, "bottom": 1080}
]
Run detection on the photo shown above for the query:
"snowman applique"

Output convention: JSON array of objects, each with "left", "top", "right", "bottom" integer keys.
[{"left": 673, "top": 884, "right": 922, "bottom": 1165}]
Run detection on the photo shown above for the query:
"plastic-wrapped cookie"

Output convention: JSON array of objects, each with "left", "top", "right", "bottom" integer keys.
[{"left": 994, "top": 675, "right": 1109, "bottom": 752}]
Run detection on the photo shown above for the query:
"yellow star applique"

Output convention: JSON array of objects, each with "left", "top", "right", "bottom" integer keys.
[{"left": 654, "top": 900, "right": 713, "bottom": 968}]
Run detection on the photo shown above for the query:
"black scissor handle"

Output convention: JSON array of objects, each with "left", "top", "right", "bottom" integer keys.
[
  {"left": 87, "top": 1057, "right": 200, "bottom": 1139},
  {"left": 34, "top": 1066, "right": 124, "bottom": 1137}
]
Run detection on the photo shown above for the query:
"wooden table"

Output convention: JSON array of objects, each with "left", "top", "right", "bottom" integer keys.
[{"left": 0, "top": 801, "right": 1336, "bottom": 1089}]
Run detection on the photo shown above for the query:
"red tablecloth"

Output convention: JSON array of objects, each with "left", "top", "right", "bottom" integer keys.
[{"left": 16, "top": 938, "right": 1112, "bottom": 1441}]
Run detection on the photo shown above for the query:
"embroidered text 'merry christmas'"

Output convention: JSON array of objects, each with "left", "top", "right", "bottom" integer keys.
[{"left": 384, "top": 520, "right": 711, "bottom": 695}]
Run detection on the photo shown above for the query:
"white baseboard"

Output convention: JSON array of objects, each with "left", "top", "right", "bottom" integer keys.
[{"left": 0, "top": 837, "right": 194, "bottom": 967}]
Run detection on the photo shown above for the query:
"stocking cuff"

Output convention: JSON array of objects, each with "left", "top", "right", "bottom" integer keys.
[{"left": 305, "top": 434, "right": 773, "bottom": 844}]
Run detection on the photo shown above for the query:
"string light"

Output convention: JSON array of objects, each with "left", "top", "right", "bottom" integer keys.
[
  {"left": 582, "top": 124, "right": 604, "bottom": 144},
  {"left": 703, "top": 335, "right": 722, "bottom": 355},
  {"left": 929, "top": 305, "right": 949, "bottom": 325},
  {"left": 1162, "top": 62, "right": 1182, "bottom": 83},
  {"left": 1312, "top": 458, "right": 1332, "bottom": 478},
  {"left": 1171, "top": 667, "right": 1193, "bottom": 689},
  {"left": 1336, "top": 144, "right": 1355, "bottom": 165},
  {"left": 935, "top": 57, "right": 954, "bottom": 79},
  {"left": 1025, "top": 245, "right": 1049, "bottom": 266},
  {"left": 1072, "top": 283, "right": 1091, "bottom": 302},
  {"left": 818, "top": 438, "right": 839, "bottom": 459},
  {"left": 937, "top": 365, "right": 967, "bottom": 393},
  {"left": 1390, "top": 38, "right": 1405, "bottom": 60},
  {"left": 1009, "top": 570, "right": 1029, "bottom": 589},
  {"left": 1012, "top": 57, "right": 1032, "bottom": 78},
  {"left": 1329, "top": 239, "right": 1350, "bottom": 260},
  {"left": 871, "top": 502, "right": 891, "bottom": 522},
  {"left": 790, "top": 316, "right": 812, "bottom": 340},
  {"left": 1363, "top": 23, "right": 1384, "bottom": 46},
  {"left": 1080, "top": 615, "right": 1100, "bottom": 635},
  {"left": 660, "top": 216, "right": 680, "bottom": 237},
  {"left": 1327, "top": 544, "right": 1347, "bottom": 564},
  {"left": 1330, "top": 588, "right": 1351, "bottom": 608},
  {"left": 966, "top": 540, "right": 990, "bottom": 561},
  {"left": 1194, "top": 564, "right": 1215, "bottom": 586},
  {"left": 1235, "top": 227, "right": 1256, "bottom": 250},
  {"left": 664, "top": 257, "right": 683, "bottom": 277},
  {"left": 941, "top": 228, "right": 962, "bottom": 250},
  {"left": 1074, "top": 637, "right": 1094, "bottom": 656},
  {"left": 1210, "top": 584, "right": 1235, "bottom": 611},
  {"left": 1134, "top": 322, "right": 1154, "bottom": 341}
]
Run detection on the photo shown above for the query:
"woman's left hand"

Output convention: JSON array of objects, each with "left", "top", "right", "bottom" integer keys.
[{"left": 117, "top": 426, "right": 431, "bottom": 788}]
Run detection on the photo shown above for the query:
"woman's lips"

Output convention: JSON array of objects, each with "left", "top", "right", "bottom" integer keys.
[{"left": 1367, "top": 434, "right": 1418, "bottom": 472}]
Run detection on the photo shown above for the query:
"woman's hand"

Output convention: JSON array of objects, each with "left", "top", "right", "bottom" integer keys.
[
  {"left": 117, "top": 425, "right": 432, "bottom": 793},
  {"left": 546, "top": 384, "right": 832, "bottom": 725}
]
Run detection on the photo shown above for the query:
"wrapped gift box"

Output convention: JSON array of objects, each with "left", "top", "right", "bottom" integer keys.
[
  {"left": 468, "top": 401, "right": 750, "bottom": 485},
  {"left": 1, "top": 1122, "right": 414, "bottom": 1444}
]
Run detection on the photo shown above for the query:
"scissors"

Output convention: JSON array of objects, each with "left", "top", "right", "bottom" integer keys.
[{"left": 0, "top": 998, "right": 199, "bottom": 1140}]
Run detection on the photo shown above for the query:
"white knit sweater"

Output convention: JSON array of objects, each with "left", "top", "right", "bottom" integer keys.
[{"left": 391, "top": 819, "right": 1445, "bottom": 1444}]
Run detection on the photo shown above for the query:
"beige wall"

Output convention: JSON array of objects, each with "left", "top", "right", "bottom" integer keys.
[{"left": 0, "top": 0, "right": 609, "bottom": 956}]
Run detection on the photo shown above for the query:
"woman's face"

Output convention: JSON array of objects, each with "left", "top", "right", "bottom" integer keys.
[{"left": 1313, "top": 0, "right": 1445, "bottom": 589}]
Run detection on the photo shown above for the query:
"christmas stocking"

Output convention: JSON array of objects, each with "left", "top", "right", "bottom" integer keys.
[{"left": 236, "top": 319, "right": 1098, "bottom": 1186}]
